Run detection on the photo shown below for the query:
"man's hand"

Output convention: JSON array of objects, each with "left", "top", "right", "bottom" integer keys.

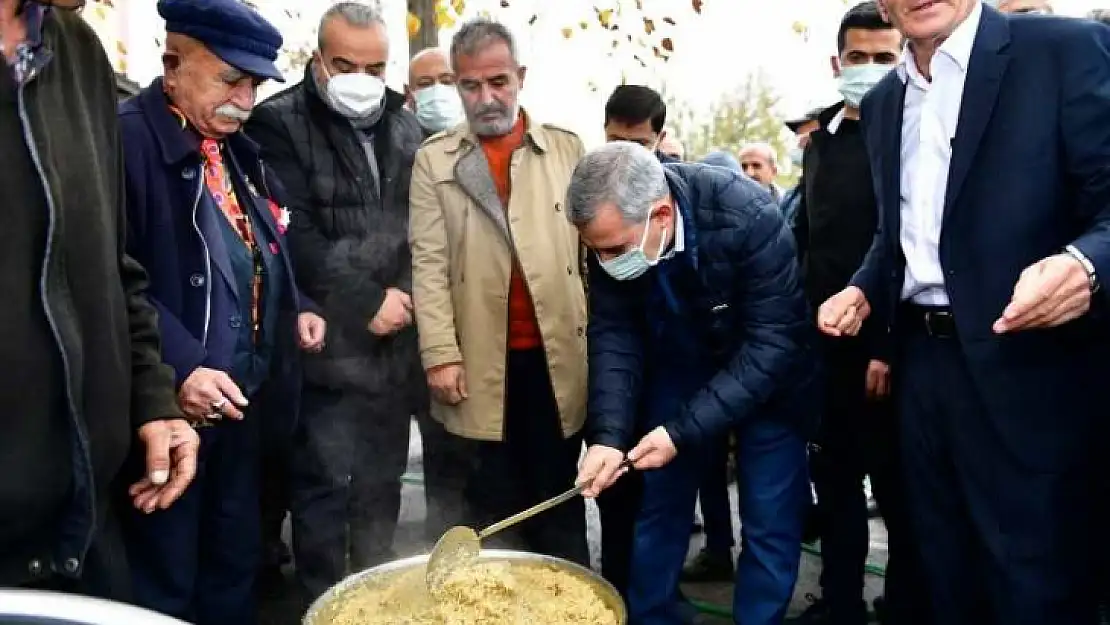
[
  {"left": 865, "top": 359, "right": 891, "bottom": 400},
  {"left": 297, "top": 312, "right": 327, "bottom": 353},
  {"left": 427, "top": 363, "right": 467, "bottom": 405},
  {"left": 369, "top": 288, "right": 413, "bottom": 336},
  {"left": 130, "top": 419, "right": 200, "bottom": 514},
  {"left": 178, "top": 367, "right": 248, "bottom": 421},
  {"left": 628, "top": 426, "right": 678, "bottom": 470},
  {"left": 817, "top": 286, "right": 871, "bottom": 337},
  {"left": 993, "top": 253, "right": 1092, "bottom": 333},
  {"left": 576, "top": 445, "right": 629, "bottom": 498}
]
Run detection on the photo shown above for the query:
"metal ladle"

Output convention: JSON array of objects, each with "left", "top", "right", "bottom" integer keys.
[{"left": 425, "top": 459, "right": 633, "bottom": 591}]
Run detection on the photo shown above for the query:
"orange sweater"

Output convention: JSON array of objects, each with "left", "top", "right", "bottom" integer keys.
[{"left": 479, "top": 117, "right": 542, "bottom": 351}]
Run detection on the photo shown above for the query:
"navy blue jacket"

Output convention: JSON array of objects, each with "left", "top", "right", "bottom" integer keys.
[
  {"left": 119, "top": 81, "right": 311, "bottom": 420},
  {"left": 852, "top": 9, "right": 1110, "bottom": 470},
  {"left": 586, "top": 163, "right": 819, "bottom": 452}
]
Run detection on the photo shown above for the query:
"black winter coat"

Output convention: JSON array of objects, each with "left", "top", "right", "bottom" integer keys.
[
  {"left": 586, "top": 164, "right": 820, "bottom": 452},
  {"left": 247, "top": 66, "right": 425, "bottom": 397}
]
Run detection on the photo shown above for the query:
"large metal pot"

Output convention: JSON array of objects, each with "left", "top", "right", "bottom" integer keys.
[
  {"left": 303, "top": 549, "right": 627, "bottom": 625},
  {"left": 0, "top": 589, "right": 190, "bottom": 625}
]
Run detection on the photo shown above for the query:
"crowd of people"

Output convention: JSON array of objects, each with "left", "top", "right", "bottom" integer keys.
[{"left": 2, "top": 0, "right": 1110, "bottom": 624}]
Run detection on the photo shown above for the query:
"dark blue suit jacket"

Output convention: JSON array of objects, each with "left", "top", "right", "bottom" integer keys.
[
  {"left": 851, "top": 8, "right": 1110, "bottom": 471},
  {"left": 119, "top": 80, "right": 313, "bottom": 440}
]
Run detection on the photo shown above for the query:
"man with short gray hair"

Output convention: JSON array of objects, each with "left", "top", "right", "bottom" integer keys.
[
  {"left": 410, "top": 17, "right": 590, "bottom": 564},
  {"left": 572, "top": 141, "right": 818, "bottom": 625},
  {"left": 739, "top": 142, "right": 784, "bottom": 202},
  {"left": 247, "top": 0, "right": 425, "bottom": 605}
]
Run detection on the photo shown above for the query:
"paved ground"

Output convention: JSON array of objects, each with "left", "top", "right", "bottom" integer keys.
[{"left": 262, "top": 421, "right": 888, "bottom": 624}]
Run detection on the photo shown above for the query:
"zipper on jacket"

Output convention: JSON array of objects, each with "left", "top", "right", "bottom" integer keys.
[
  {"left": 191, "top": 175, "right": 212, "bottom": 345},
  {"left": 17, "top": 79, "right": 97, "bottom": 563}
]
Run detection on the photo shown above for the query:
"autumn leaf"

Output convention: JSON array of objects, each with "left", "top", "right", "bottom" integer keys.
[
  {"left": 643, "top": 18, "right": 655, "bottom": 34},
  {"left": 579, "top": 20, "right": 589, "bottom": 30},
  {"left": 634, "top": 0, "right": 643, "bottom": 9},
  {"left": 116, "top": 40, "right": 127, "bottom": 56},
  {"left": 500, "top": 0, "right": 509, "bottom": 7},
  {"left": 561, "top": 27, "right": 574, "bottom": 39},
  {"left": 660, "top": 37, "right": 674, "bottom": 52},
  {"left": 528, "top": 14, "right": 538, "bottom": 25},
  {"left": 633, "top": 54, "right": 647, "bottom": 68},
  {"left": 451, "top": 0, "right": 466, "bottom": 14},
  {"left": 663, "top": 17, "right": 676, "bottom": 25},
  {"left": 406, "top": 12, "right": 421, "bottom": 38},
  {"left": 597, "top": 8, "right": 614, "bottom": 29},
  {"left": 692, "top": 0, "right": 704, "bottom": 14}
]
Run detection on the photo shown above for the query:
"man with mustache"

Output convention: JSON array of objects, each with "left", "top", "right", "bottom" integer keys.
[
  {"left": 409, "top": 17, "right": 590, "bottom": 563},
  {"left": 817, "top": 0, "right": 1110, "bottom": 623},
  {"left": 116, "top": 0, "right": 326, "bottom": 622},
  {"left": 0, "top": 0, "right": 198, "bottom": 598}
]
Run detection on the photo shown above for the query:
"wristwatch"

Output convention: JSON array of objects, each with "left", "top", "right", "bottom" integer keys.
[{"left": 1064, "top": 244, "right": 1100, "bottom": 294}]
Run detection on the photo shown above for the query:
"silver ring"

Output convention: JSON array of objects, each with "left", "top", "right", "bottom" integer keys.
[
  {"left": 211, "top": 398, "right": 228, "bottom": 410},
  {"left": 205, "top": 412, "right": 222, "bottom": 421}
]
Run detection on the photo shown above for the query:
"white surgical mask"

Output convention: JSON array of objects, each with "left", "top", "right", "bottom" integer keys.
[
  {"left": 324, "top": 68, "right": 386, "bottom": 119},
  {"left": 599, "top": 217, "right": 669, "bottom": 281},
  {"left": 788, "top": 146, "right": 804, "bottom": 167},
  {"left": 837, "top": 63, "right": 892, "bottom": 108},
  {"left": 414, "top": 83, "right": 465, "bottom": 133}
]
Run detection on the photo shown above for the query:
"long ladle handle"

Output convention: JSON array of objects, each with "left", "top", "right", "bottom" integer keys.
[{"left": 478, "top": 459, "right": 634, "bottom": 540}]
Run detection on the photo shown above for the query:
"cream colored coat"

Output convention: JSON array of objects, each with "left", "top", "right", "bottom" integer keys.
[{"left": 408, "top": 113, "right": 588, "bottom": 441}]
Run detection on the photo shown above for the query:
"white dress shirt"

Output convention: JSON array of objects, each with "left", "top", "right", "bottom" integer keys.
[{"left": 896, "top": 1, "right": 982, "bottom": 306}]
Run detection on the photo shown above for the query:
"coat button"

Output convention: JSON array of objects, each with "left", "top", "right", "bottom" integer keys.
[
  {"left": 64, "top": 558, "right": 79, "bottom": 574},
  {"left": 567, "top": 266, "right": 572, "bottom": 275},
  {"left": 230, "top": 315, "right": 242, "bottom": 328},
  {"left": 189, "top": 273, "right": 205, "bottom": 287},
  {"left": 182, "top": 167, "right": 196, "bottom": 180},
  {"left": 27, "top": 559, "right": 42, "bottom": 576},
  {"left": 577, "top": 327, "right": 584, "bottom": 337},
  {"left": 554, "top": 202, "right": 562, "bottom": 212}
]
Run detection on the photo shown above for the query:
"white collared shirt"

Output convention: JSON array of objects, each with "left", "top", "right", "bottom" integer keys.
[
  {"left": 827, "top": 108, "right": 847, "bottom": 135},
  {"left": 896, "top": 1, "right": 982, "bottom": 306}
]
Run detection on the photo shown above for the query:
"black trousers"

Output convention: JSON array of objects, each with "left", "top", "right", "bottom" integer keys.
[
  {"left": 897, "top": 325, "right": 1095, "bottom": 625},
  {"left": 597, "top": 469, "right": 643, "bottom": 598},
  {"left": 415, "top": 409, "right": 468, "bottom": 543},
  {"left": 450, "top": 348, "right": 588, "bottom": 565},
  {"left": 811, "top": 336, "right": 927, "bottom": 624},
  {"left": 290, "top": 385, "right": 411, "bottom": 606}
]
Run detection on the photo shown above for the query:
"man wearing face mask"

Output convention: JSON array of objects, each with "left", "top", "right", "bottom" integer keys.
[
  {"left": 406, "top": 47, "right": 464, "bottom": 136},
  {"left": 116, "top": 0, "right": 327, "bottom": 621},
  {"left": 247, "top": 2, "right": 425, "bottom": 607},
  {"left": 779, "top": 108, "right": 823, "bottom": 228},
  {"left": 0, "top": 0, "right": 199, "bottom": 597},
  {"left": 572, "top": 141, "right": 818, "bottom": 625},
  {"left": 788, "top": 3, "right": 925, "bottom": 625}
]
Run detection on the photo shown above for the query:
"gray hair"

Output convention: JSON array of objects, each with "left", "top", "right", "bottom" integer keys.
[
  {"left": 450, "top": 17, "right": 519, "bottom": 68},
  {"left": 319, "top": 2, "right": 385, "bottom": 50},
  {"left": 739, "top": 142, "right": 778, "bottom": 167},
  {"left": 565, "top": 142, "right": 670, "bottom": 226}
]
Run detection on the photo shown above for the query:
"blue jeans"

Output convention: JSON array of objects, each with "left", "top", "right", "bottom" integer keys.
[{"left": 627, "top": 418, "right": 808, "bottom": 625}]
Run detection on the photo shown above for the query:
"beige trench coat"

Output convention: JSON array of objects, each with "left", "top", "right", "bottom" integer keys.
[{"left": 408, "top": 113, "right": 588, "bottom": 441}]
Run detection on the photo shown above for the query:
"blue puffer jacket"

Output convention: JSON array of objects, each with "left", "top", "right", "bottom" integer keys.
[{"left": 586, "top": 163, "right": 820, "bottom": 452}]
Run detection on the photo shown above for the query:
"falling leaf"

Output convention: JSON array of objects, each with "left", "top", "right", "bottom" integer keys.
[
  {"left": 791, "top": 20, "right": 808, "bottom": 35},
  {"left": 652, "top": 45, "right": 661, "bottom": 58},
  {"left": 580, "top": 20, "right": 589, "bottom": 29},
  {"left": 634, "top": 55, "right": 647, "bottom": 68},
  {"left": 643, "top": 18, "right": 655, "bottom": 34},
  {"left": 561, "top": 27, "right": 574, "bottom": 39},
  {"left": 528, "top": 14, "right": 538, "bottom": 25},
  {"left": 406, "top": 12, "right": 421, "bottom": 38},
  {"left": 116, "top": 41, "right": 127, "bottom": 56},
  {"left": 451, "top": 0, "right": 466, "bottom": 14},
  {"left": 500, "top": 0, "right": 509, "bottom": 7},
  {"left": 597, "top": 8, "right": 614, "bottom": 29},
  {"left": 663, "top": 17, "right": 676, "bottom": 25},
  {"left": 611, "top": 39, "right": 620, "bottom": 48},
  {"left": 634, "top": 0, "right": 643, "bottom": 9},
  {"left": 660, "top": 37, "right": 674, "bottom": 52},
  {"left": 692, "top": 0, "right": 703, "bottom": 14}
]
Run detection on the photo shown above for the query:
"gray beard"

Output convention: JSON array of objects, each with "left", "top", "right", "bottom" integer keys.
[{"left": 469, "top": 104, "right": 520, "bottom": 137}]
